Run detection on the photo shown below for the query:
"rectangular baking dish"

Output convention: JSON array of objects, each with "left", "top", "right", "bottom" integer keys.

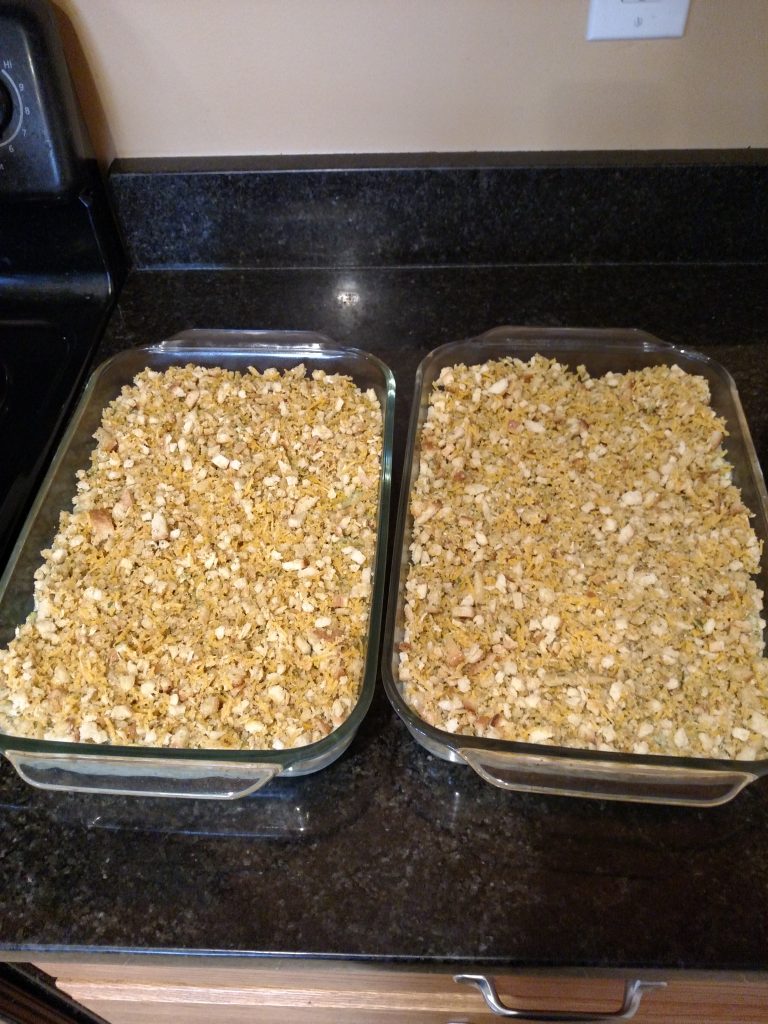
[
  {"left": 382, "top": 327, "right": 768, "bottom": 806},
  {"left": 0, "top": 329, "right": 395, "bottom": 799}
]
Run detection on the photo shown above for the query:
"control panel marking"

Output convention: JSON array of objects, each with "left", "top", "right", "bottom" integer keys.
[{"left": 0, "top": 67, "right": 24, "bottom": 148}]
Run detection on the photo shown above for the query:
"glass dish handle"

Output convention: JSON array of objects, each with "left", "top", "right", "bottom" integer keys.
[
  {"left": 4, "top": 749, "right": 280, "bottom": 800},
  {"left": 457, "top": 747, "right": 755, "bottom": 806},
  {"left": 453, "top": 975, "right": 666, "bottom": 1021},
  {"left": 153, "top": 329, "right": 335, "bottom": 354}
]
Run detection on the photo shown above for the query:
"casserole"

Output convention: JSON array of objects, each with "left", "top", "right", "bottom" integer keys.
[
  {"left": 0, "top": 330, "right": 394, "bottom": 799},
  {"left": 382, "top": 327, "right": 768, "bottom": 806}
]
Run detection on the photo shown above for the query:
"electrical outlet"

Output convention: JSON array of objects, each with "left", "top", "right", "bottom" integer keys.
[{"left": 587, "top": 0, "right": 690, "bottom": 40}]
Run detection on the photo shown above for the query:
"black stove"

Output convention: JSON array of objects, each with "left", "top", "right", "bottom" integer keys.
[{"left": 0, "top": 0, "right": 124, "bottom": 572}]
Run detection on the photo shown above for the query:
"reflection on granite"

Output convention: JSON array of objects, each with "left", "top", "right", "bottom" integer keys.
[
  {"left": 2, "top": 263, "right": 768, "bottom": 968},
  {"left": 9, "top": 695, "right": 387, "bottom": 841}
]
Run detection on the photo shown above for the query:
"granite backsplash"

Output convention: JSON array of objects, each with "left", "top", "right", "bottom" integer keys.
[{"left": 109, "top": 150, "right": 768, "bottom": 270}]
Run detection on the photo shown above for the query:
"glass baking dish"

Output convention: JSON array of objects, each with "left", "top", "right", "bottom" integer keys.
[
  {"left": 382, "top": 327, "right": 768, "bottom": 806},
  {"left": 0, "top": 330, "right": 395, "bottom": 799}
]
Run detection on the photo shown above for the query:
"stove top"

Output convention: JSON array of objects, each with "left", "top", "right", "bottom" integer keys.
[
  {"left": 0, "top": 0, "right": 124, "bottom": 572},
  {"left": 0, "top": 320, "right": 80, "bottom": 569}
]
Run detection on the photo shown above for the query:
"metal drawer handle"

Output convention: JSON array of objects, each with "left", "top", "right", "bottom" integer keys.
[{"left": 454, "top": 975, "right": 666, "bottom": 1021}]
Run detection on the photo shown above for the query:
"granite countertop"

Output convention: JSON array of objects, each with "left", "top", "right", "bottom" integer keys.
[{"left": 2, "top": 258, "right": 768, "bottom": 970}]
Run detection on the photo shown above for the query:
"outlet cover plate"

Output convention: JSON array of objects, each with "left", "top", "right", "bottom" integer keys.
[{"left": 587, "top": 0, "right": 690, "bottom": 40}]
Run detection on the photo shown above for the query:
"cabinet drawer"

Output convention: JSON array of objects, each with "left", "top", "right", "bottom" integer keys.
[{"left": 32, "top": 959, "right": 768, "bottom": 1024}]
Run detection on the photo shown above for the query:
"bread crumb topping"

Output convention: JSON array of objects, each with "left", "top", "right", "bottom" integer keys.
[
  {"left": 0, "top": 363, "right": 382, "bottom": 751},
  {"left": 399, "top": 355, "right": 768, "bottom": 760}
]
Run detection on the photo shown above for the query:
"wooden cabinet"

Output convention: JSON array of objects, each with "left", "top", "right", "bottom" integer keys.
[{"left": 31, "top": 959, "right": 768, "bottom": 1024}]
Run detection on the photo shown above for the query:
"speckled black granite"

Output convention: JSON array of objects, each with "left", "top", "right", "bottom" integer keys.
[
  {"left": 2, "top": 261, "right": 768, "bottom": 969},
  {"left": 110, "top": 152, "right": 768, "bottom": 269}
]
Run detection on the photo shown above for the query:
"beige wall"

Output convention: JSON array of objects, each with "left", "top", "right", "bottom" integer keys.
[{"left": 56, "top": 0, "right": 768, "bottom": 162}]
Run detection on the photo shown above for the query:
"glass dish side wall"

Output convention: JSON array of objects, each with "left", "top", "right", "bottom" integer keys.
[
  {"left": 0, "top": 330, "right": 395, "bottom": 798},
  {"left": 382, "top": 327, "right": 768, "bottom": 806}
]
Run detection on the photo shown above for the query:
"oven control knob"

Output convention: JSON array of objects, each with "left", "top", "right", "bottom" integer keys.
[{"left": 0, "top": 79, "right": 12, "bottom": 139}]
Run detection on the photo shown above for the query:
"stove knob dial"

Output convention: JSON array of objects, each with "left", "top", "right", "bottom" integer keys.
[{"left": 0, "top": 79, "right": 12, "bottom": 139}]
